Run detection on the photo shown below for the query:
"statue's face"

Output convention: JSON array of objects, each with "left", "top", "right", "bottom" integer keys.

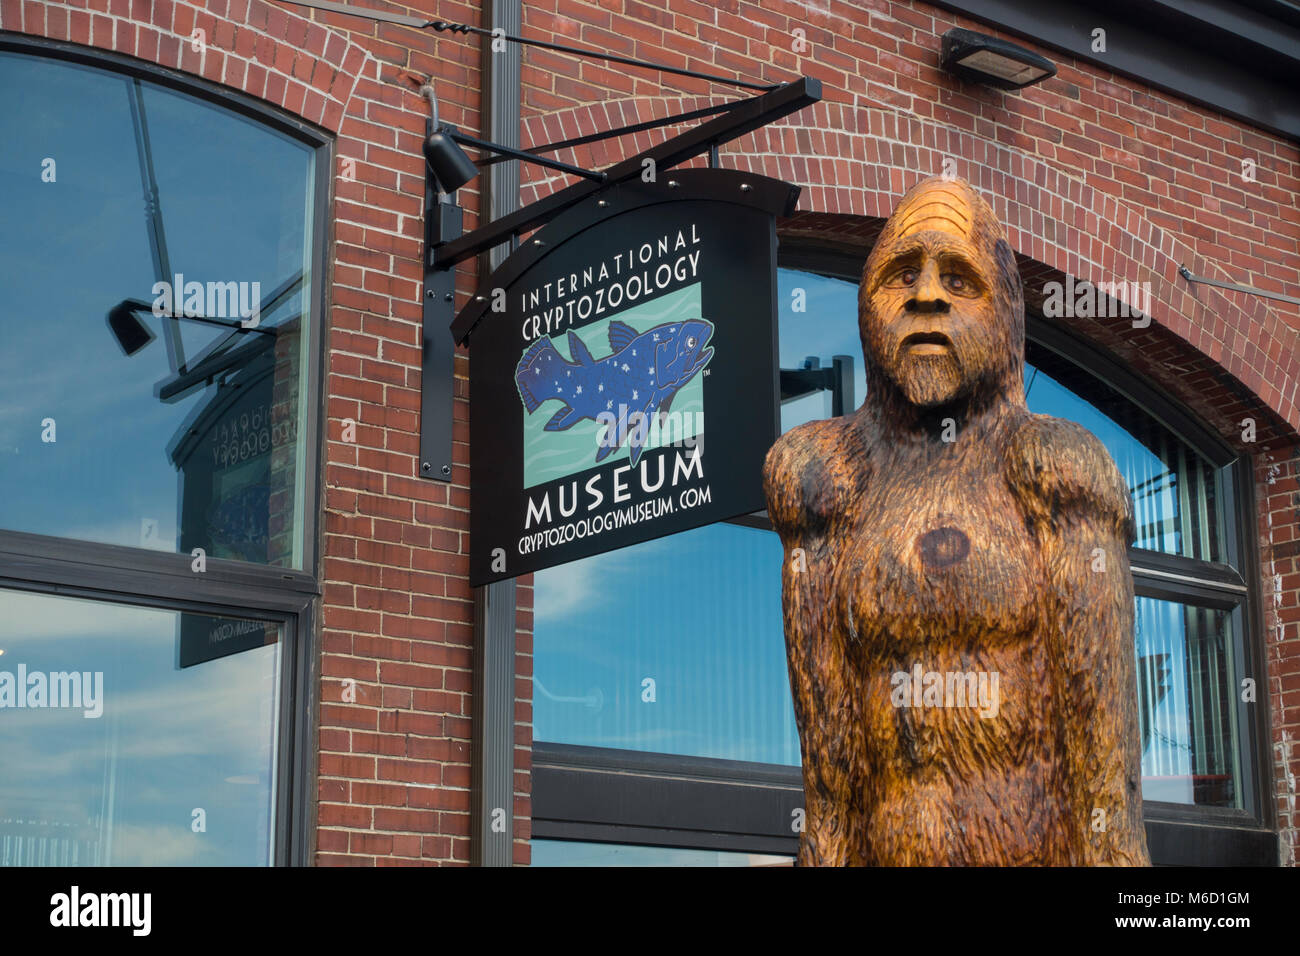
[{"left": 861, "top": 183, "right": 1008, "bottom": 409}]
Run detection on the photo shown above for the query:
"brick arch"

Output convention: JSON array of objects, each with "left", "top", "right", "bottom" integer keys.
[
  {"left": 520, "top": 96, "right": 1300, "bottom": 447},
  {"left": 1, "top": 0, "right": 385, "bottom": 134}
]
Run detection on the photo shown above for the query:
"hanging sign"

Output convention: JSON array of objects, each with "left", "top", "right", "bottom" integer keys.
[{"left": 465, "top": 169, "right": 797, "bottom": 585}]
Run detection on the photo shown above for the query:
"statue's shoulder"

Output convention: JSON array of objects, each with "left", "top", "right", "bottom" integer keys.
[
  {"left": 763, "top": 414, "right": 856, "bottom": 490},
  {"left": 762, "top": 415, "right": 859, "bottom": 537},
  {"left": 1004, "top": 412, "right": 1135, "bottom": 543}
]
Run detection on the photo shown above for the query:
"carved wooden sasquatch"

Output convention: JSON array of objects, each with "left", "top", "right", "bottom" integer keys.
[{"left": 763, "top": 176, "right": 1150, "bottom": 866}]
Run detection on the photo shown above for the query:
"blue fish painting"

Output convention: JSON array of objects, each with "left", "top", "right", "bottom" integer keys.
[{"left": 515, "top": 318, "right": 714, "bottom": 466}]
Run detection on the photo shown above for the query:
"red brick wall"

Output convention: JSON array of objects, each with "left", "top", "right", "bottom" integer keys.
[
  {"left": 1261, "top": 448, "right": 1300, "bottom": 864},
  {"left": 518, "top": 0, "right": 1300, "bottom": 863}
]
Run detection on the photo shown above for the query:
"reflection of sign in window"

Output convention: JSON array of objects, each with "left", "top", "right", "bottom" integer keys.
[
  {"left": 177, "top": 614, "right": 277, "bottom": 669},
  {"left": 169, "top": 346, "right": 290, "bottom": 566},
  {"left": 170, "top": 354, "right": 287, "bottom": 669}
]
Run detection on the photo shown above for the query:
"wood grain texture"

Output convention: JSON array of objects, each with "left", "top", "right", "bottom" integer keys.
[{"left": 764, "top": 177, "right": 1150, "bottom": 866}]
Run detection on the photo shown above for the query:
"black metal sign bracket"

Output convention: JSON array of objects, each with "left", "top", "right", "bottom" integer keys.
[
  {"left": 433, "top": 77, "right": 822, "bottom": 278},
  {"left": 419, "top": 108, "right": 462, "bottom": 482},
  {"left": 419, "top": 75, "right": 823, "bottom": 481}
]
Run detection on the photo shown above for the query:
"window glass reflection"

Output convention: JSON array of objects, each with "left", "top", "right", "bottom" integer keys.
[
  {"left": 1025, "top": 344, "right": 1225, "bottom": 564},
  {"left": 777, "top": 268, "right": 865, "bottom": 432},
  {"left": 0, "top": 52, "right": 316, "bottom": 568},
  {"left": 1135, "top": 597, "right": 1240, "bottom": 807},
  {"left": 533, "top": 523, "right": 799, "bottom": 765},
  {"left": 0, "top": 589, "right": 281, "bottom": 865},
  {"left": 536, "top": 267, "right": 1241, "bottom": 774}
]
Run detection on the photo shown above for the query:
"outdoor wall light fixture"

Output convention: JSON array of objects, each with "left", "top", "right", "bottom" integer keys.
[
  {"left": 109, "top": 70, "right": 289, "bottom": 402},
  {"left": 417, "top": 81, "right": 605, "bottom": 195},
  {"left": 422, "top": 125, "right": 479, "bottom": 194},
  {"left": 940, "top": 28, "right": 1057, "bottom": 90}
]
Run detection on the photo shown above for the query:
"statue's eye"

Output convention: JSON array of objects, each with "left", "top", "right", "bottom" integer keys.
[
  {"left": 686, "top": 336, "right": 697, "bottom": 348},
  {"left": 899, "top": 268, "right": 918, "bottom": 284},
  {"left": 944, "top": 273, "right": 978, "bottom": 294}
]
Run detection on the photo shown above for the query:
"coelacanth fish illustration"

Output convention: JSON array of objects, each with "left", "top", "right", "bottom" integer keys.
[{"left": 515, "top": 318, "right": 714, "bottom": 467}]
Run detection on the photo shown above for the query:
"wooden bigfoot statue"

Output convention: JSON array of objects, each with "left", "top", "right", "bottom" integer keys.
[{"left": 763, "top": 176, "right": 1150, "bottom": 866}]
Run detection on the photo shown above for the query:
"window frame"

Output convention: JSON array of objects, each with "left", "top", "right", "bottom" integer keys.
[{"left": 0, "top": 35, "right": 332, "bottom": 867}]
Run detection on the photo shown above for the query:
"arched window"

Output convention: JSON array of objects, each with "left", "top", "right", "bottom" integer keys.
[
  {"left": 530, "top": 251, "right": 1269, "bottom": 866},
  {"left": 0, "top": 39, "right": 328, "bottom": 866}
]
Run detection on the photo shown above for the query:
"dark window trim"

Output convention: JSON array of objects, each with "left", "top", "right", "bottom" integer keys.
[
  {"left": 0, "top": 37, "right": 333, "bottom": 867},
  {"left": 531, "top": 822, "right": 797, "bottom": 857},
  {"left": 1132, "top": 561, "right": 1246, "bottom": 607},
  {"left": 0, "top": 531, "right": 321, "bottom": 603},
  {"left": 532, "top": 743, "right": 802, "bottom": 857},
  {"left": 533, "top": 743, "right": 1279, "bottom": 864},
  {"left": 1026, "top": 316, "right": 1236, "bottom": 470},
  {"left": 779, "top": 245, "right": 869, "bottom": 282},
  {"left": 1129, "top": 548, "right": 1245, "bottom": 592},
  {"left": 1234, "top": 451, "right": 1276, "bottom": 837},
  {"left": 1145, "top": 817, "right": 1278, "bottom": 866}
]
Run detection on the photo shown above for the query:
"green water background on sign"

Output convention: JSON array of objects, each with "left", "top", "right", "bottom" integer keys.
[{"left": 522, "top": 283, "right": 705, "bottom": 489}]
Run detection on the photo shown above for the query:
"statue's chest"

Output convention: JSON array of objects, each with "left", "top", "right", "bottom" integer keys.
[{"left": 832, "top": 464, "right": 1042, "bottom": 655}]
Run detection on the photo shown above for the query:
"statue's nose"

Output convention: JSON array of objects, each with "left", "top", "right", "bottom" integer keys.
[{"left": 908, "top": 261, "right": 950, "bottom": 314}]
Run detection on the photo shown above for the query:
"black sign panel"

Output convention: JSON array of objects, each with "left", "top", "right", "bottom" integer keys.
[{"left": 468, "top": 169, "right": 793, "bottom": 585}]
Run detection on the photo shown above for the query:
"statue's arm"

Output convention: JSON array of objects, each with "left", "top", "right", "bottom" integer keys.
[
  {"left": 763, "top": 423, "right": 861, "bottom": 864},
  {"left": 1006, "top": 417, "right": 1150, "bottom": 865}
]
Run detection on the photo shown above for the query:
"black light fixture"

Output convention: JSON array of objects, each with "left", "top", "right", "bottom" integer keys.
[
  {"left": 423, "top": 126, "right": 479, "bottom": 193},
  {"left": 780, "top": 355, "right": 855, "bottom": 418},
  {"left": 940, "top": 28, "right": 1056, "bottom": 90},
  {"left": 417, "top": 81, "right": 606, "bottom": 196}
]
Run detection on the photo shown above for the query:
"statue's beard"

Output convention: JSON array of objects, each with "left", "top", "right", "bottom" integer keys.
[
  {"left": 893, "top": 351, "right": 965, "bottom": 407},
  {"left": 864, "top": 314, "right": 1018, "bottom": 413}
]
